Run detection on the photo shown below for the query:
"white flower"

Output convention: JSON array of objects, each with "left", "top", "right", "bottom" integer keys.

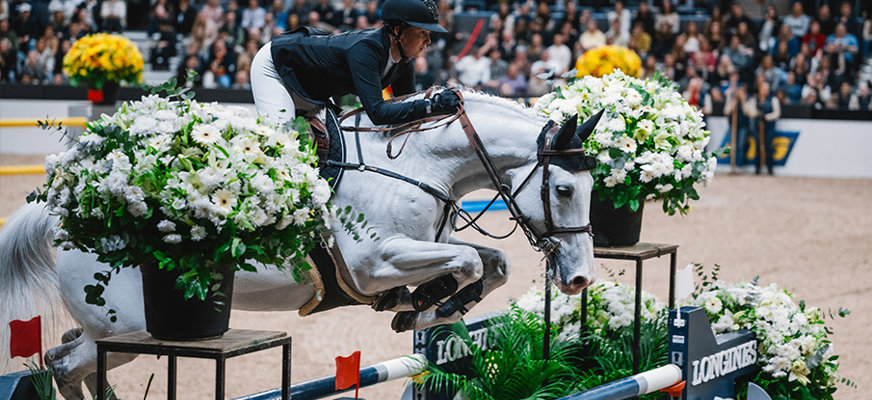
[
  {"left": 211, "top": 189, "right": 238, "bottom": 215},
  {"left": 157, "top": 220, "right": 176, "bottom": 232},
  {"left": 704, "top": 295, "right": 723, "bottom": 314},
  {"left": 192, "top": 125, "right": 223, "bottom": 146},
  {"left": 162, "top": 234, "right": 182, "bottom": 244},
  {"left": 293, "top": 208, "right": 310, "bottom": 225},
  {"left": 190, "top": 225, "right": 207, "bottom": 241},
  {"left": 617, "top": 136, "right": 637, "bottom": 153}
]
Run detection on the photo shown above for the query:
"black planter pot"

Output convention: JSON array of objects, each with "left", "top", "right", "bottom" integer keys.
[
  {"left": 589, "top": 192, "right": 645, "bottom": 247},
  {"left": 88, "top": 81, "right": 120, "bottom": 105},
  {"left": 140, "top": 262, "right": 235, "bottom": 341}
]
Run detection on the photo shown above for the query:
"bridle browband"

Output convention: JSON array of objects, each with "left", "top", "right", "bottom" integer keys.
[{"left": 335, "top": 88, "right": 595, "bottom": 254}]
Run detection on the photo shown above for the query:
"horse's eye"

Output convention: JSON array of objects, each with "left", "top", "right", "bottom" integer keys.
[{"left": 556, "top": 185, "right": 573, "bottom": 197}]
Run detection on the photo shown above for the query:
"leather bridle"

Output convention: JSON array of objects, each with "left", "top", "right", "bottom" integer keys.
[{"left": 337, "top": 88, "right": 595, "bottom": 254}]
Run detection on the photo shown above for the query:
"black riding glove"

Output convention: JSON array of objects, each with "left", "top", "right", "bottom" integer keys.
[{"left": 429, "top": 89, "right": 462, "bottom": 115}]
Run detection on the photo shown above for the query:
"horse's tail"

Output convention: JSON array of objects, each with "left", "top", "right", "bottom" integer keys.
[{"left": 0, "top": 202, "right": 68, "bottom": 373}]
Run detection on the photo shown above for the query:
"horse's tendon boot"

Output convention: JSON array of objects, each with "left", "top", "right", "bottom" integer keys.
[
  {"left": 411, "top": 274, "right": 458, "bottom": 312},
  {"left": 435, "top": 279, "right": 483, "bottom": 318},
  {"left": 372, "top": 285, "right": 411, "bottom": 312},
  {"left": 391, "top": 311, "right": 418, "bottom": 333}
]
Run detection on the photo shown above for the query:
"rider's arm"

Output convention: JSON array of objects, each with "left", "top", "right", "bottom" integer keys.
[{"left": 348, "top": 41, "right": 429, "bottom": 125}]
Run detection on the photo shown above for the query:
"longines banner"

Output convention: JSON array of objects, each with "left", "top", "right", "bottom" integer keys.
[{"left": 706, "top": 117, "right": 872, "bottom": 178}]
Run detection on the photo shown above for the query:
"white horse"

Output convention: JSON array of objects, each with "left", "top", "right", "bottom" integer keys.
[{"left": 0, "top": 90, "right": 599, "bottom": 399}]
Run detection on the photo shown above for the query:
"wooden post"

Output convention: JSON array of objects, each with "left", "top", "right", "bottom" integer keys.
[
  {"left": 758, "top": 118, "right": 766, "bottom": 173},
  {"left": 730, "top": 105, "right": 738, "bottom": 173}
]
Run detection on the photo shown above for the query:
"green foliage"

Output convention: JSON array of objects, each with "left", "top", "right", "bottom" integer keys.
[
  {"left": 419, "top": 309, "right": 586, "bottom": 400},
  {"left": 24, "top": 361, "right": 55, "bottom": 400}
]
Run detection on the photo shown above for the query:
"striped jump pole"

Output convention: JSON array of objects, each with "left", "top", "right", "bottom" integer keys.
[
  {"left": 558, "top": 364, "right": 682, "bottom": 400},
  {"left": 234, "top": 354, "right": 426, "bottom": 400}
]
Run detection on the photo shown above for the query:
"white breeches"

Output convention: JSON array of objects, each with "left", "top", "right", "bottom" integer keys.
[{"left": 250, "top": 41, "right": 319, "bottom": 124}]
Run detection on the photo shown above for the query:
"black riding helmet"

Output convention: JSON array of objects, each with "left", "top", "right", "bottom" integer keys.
[{"left": 381, "top": 0, "right": 448, "bottom": 33}]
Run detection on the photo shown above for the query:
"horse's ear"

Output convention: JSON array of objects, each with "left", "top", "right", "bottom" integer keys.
[
  {"left": 553, "top": 114, "right": 578, "bottom": 149},
  {"left": 576, "top": 109, "right": 604, "bottom": 142}
]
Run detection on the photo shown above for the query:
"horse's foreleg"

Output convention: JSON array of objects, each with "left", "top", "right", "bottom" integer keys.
[
  {"left": 391, "top": 238, "right": 510, "bottom": 332},
  {"left": 351, "top": 236, "right": 486, "bottom": 297}
]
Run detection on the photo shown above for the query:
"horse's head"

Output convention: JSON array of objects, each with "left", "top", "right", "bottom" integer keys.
[{"left": 508, "top": 110, "right": 604, "bottom": 295}]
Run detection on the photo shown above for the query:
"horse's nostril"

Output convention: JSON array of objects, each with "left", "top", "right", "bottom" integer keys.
[{"left": 572, "top": 276, "right": 588, "bottom": 288}]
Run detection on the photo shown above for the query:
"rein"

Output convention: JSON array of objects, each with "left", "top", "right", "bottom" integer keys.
[{"left": 334, "top": 88, "right": 592, "bottom": 252}]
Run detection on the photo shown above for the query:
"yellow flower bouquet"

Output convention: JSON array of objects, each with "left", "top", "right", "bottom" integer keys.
[
  {"left": 575, "top": 45, "right": 641, "bottom": 78},
  {"left": 63, "top": 33, "right": 144, "bottom": 89}
]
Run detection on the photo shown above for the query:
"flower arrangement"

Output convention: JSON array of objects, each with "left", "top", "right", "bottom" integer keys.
[
  {"left": 687, "top": 271, "right": 851, "bottom": 400},
  {"left": 534, "top": 71, "right": 720, "bottom": 215},
  {"left": 31, "top": 86, "right": 342, "bottom": 319},
  {"left": 62, "top": 33, "right": 144, "bottom": 89},
  {"left": 575, "top": 45, "right": 642, "bottom": 79}
]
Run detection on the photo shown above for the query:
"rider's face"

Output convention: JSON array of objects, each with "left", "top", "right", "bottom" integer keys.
[{"left": 399, "top": 26, "right": 431, "bottom": 58}]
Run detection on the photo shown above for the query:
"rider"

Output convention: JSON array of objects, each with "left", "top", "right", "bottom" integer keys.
[{"left": 250, "top": 0, "right": 462, "bottom": 125}]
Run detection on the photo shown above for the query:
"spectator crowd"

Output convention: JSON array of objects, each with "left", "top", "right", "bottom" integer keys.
[{"left": 1, "top": 0, "right": 872, "bottom": 114}]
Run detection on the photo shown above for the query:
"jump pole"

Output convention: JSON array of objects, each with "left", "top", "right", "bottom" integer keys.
[
  {"left": 557, "top": 364, "right": 682, "bottom": 400},
  {"left": 234, "top": 354, "right": 426, "bottom": 400}
]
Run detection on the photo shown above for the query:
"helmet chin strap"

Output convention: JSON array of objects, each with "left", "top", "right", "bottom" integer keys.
[{"left": 389, "top": 26, "right": 410, "bottom": 61}]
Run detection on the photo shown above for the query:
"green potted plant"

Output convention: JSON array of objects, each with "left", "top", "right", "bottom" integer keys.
[
  {"left": 32, "top": 83, "right": 339, "bottom": 340},
  {"left": 534, "top": 71, "right": 722, "bottom": 245}
]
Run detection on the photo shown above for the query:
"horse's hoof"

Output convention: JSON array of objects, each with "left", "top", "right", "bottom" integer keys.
[
  {"left": 372, "top": 286, "right": 411, "bottom": 312},
  {"left": 411, "top": 274, "right": 458, "bottom": 312},
  {"left": 62, "top": 327, "right": 84, "bottom": 343},
  {"left": 391, "top": 311, "right": 417, "bottom": 333}
]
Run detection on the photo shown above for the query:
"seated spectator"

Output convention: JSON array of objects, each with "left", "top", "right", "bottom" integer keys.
[
  {"left": 511, "top": 46, "right": 531, "bottom": 78},
  {"left": 20, "top": 50, "right": 49, "bottom": 83},
  {"left": 546, "top": 32, "right": 572, "bottom": 75},
  {"left": 656, "top": 1, "right": 680, "bottom": 35},
  {"left": 233, "top": 67, "right": 250, "bottom": 90},
  {"left": 864, "top": 17, "right": 872, "bottom": 59},
  {"left": 825, "top": 23, "right": 859, "bottom": 70},
  {"left": 641, "top": 55, "right": 657, "bottom": 79},
  {"left": 578, "top": 20, "right": 605, "bottom": 52},
  {"left": 790, "top": 52, "right": 810, "bottom": 84},
  {"left": 150, "top": 18, "right": 177, "bottom": 70},
  {"left": 560, "top": 0, "right": 579, "bottom": 36},
  {"left": 723, "top": 35, "right": 753, "bottom": 80},
  {"left": 650, "top": 21, "right": 675, "bottom": 60},
  {"left": 454, "top": 46, "right": 490, "bottom": 89},
  {"left": 100, "top": 0, "right": 126, "bottom": 32},
  {"left": 0, "top": 37, "right": 16, "bottom": 82},
  {"left": 835, "top": 81, "right": 853, "bottom": 109},
  {"left": 413, "top": 56, "right": 435, "bottom": 92},
  {"left": 313, "top": 0, "right": 337, "bottom": 28},
  {"left": 606, "top": 18, "right": 629, "bottom": 47},
  {"left": 336, "top": 0, "right": 361, "bottom": 31},
  {"left": 815, "top": 4, "right": 835, "bottom": 36},
  {"left": 629, "top": 22, "right": 651, "bottom": 56},
  {"left": 704, "top": 6, "right": 725, "bottom": 41},
  {"left": 528, "top": 50, "right": 558, "bottom": 96},
  {"left": 849, "top": 81, "right": 871, "bottom": 110},
  {"left": 483, "top": 47, "right": 508, "bottom": 93},
  {"left": 773, "top": 25, "right": 799, "bottom": 59},
  {"left": 177, "top": 54, "right": 204, "bottom": 88},
  {"left": 683, "top": 21, "right": 702, "bottom": 54},
  {"left": 782, "top": 2, "right": 810, "bottom": 38},
  {"left": 526, "top": 32, "right": 545, "bottom": 64},
  {"left": 362, "top": 0, "right": 378, "bottom": 26},
  {"left": 241, "top": 0, "right": 266, "bottom": 35},
  {"left": 176, "top": 0, "right": 197, "bottom": 36},
  {"left": 783, "top": 71, "right": 803, "bottom": 104},
  {"left": 726, "top": 4, "right": 753, "bottom": 37},
  {"left": 758, "top": 5, "right": 780, "bottom": 53},
  {"left": 835, "top": 0, "right": 861, "bottom": 39},
  {"left": 661, "top": 53, "right": 684, "bottom": 82},
  {"left": 755, "top": 55, "right": 784, "bottom": 93},
  {"left": 222, "top": 12, "right": 245, "bottom": 50},
  {"left": 706, "top": 20, "right": 726, "bottom": 52},
  {"left": 201, "top": 0, "right": 225, "bottom": 29},
  {"left": 802, "top": 71, "right": 831, "bottom": 105},
  {"left": 709, "top": 56, "right": 735, "bottom": 91},
  {"left": 691, "top": 39, "right": 718, "bottom": 79},
  {"left": 736, "top": 22, "right": 756, "bottom": 50},
  {"left": 147, "top": 0, "right": 173, "bottom": 36},
  {"left": 498, "top": 62, "right": 527, "bottom": 96},
  {"left": 633, "top": 1, "right": 655, "bottom": 37},
  {"left": 803, "top": 19, "right": 826, "bottom": 56},
  {"left": 490, "top": 0, "right": 515, "bottom": 36},
  {"left": 607, "top": 0, "right": 630, "bottom": 39},
  {"left": 683, "top": 76, "right": 712, "bottom": 115},
  {"left": 13, "top": 2, "right": 40, "bottom": 53}
]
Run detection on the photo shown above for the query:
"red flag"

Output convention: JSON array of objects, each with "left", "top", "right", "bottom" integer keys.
[
  {"left": 10, "top": 316, "right": 43, "bottom": 368},
  {"left": 334, "top": 350, "right": 361, "bottom": 398}
]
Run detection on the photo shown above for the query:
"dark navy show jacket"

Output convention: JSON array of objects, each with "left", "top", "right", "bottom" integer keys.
[{"left": 270, "top": 27, "right": 427, "bottom": 125}]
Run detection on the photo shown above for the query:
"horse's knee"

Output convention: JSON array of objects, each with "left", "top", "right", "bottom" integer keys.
[{"left": 454, "top": 247, "right": 483, "bottom": 282}]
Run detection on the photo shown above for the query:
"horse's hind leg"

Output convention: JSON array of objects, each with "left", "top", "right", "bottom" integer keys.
[
  {"left": 58, "top": 328, "right": 119, "bottom": 400},
  {"left": 392, "top": 238, "right": 510, "bottom": 332},
  {"left": 47, "top": 328, "right": 136, "bottom": 400}
]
